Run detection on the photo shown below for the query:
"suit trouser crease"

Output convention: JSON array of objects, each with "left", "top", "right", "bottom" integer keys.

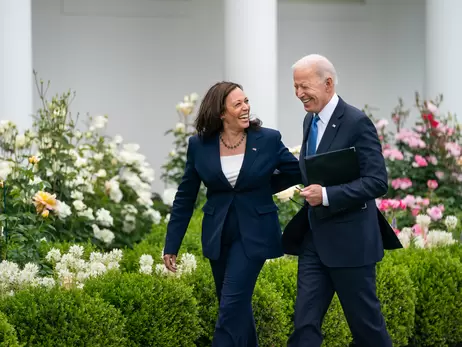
[
  {"left": 209, "top": 202, "right": 265, "bottom": 347},
  {"left": 288, "top": 231, "right": 392, "bottom": 347}
]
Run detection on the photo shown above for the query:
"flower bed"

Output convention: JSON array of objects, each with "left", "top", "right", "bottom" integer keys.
[{"left": 1, "top": 86, "right": 461, "bottom": 346}]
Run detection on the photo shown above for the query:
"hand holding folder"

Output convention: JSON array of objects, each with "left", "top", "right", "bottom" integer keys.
[
  {"left": 295, "top": 146, "right": 402, "bottom": 250},
  {"left": 304, "top": 147, "right": 359, "bottom": 188}
]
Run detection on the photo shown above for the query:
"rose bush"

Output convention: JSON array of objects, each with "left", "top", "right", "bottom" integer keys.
[{"left": 0, "top": 78, "right": 162, "bottom": 265}]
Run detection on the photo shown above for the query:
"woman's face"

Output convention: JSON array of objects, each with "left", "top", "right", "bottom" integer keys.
[{"left": 221, "top": 88, "right": 250, "bottom": 131}]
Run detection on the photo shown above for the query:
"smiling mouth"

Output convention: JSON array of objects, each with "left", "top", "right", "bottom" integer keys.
[
  {"left": 238, "top": 114, "right": 249, "bottom": 120},
  {"left": 301, "top": 97, "right": 313, "bottom": 104}
]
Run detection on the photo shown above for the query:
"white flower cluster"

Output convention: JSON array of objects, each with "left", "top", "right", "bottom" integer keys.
[
  {"left": 397, "top": 215, "right": 458, "bottom": 248},
  {"left": 444, "top": 215, "right": 458, "bottom": 230},
  {"left": 0, "top": 160, "right": 13, "bottom": 181},
  {"left": 176, "top": 93, "right": 199, "bottom": 117},
  {"left": 162, "top": 188, "right": 177, "bottom": 207},
  {"left": 139, "top": 252, "right": 197, "bottom": 277},
  {"left": 0, "top": 260, "right": 55, "bottom": 297},
  {"left": 416, "top": 214, "right": 431, "bottom": 228},
  {"left": 46, "top": 245, "right": 123, "bottom": 289}
]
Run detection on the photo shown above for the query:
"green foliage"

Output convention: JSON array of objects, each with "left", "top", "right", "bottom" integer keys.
[
  {"left": 0, "top": 311, "right": 20, "bottom": 347},
  {"left": 83, "top": 271, "right": 200, "bottom": 347},
  {"left": 0, "top": 286, "right": 127, "bottom": 346},
  {"left": 181, "top": 257, "right": 218, "bottom": 347},
  {"left": 321, "top": 295, "right": 353, "bottom": 347},
  {"left": 260, "top": 256, "right": 298, "bottom": 324},
  {"left": 365, "top": 94, "right": 462, "bottom": 232},
  {"left": 387, "top": 248, "right": 462, "bottom": 346},
  {"left": 0, "top": 77, "right": 163, "bottom": 265},
  {"left": 377, "top": 254, "right": 416, "bottom": 346},
  {"left": 253, "top": 277, "right": 291, "bottom": 347}
]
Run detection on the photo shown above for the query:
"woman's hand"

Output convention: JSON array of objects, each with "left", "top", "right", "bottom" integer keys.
[{"left": 163, "top": 253, "right": 177, "bottom": 272}]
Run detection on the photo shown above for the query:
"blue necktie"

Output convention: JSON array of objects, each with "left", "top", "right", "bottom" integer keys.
[
  {"left": 306, "top": 114, "right": 319, "bottom": 227},
  {"left": 306, "top": 114, "right": 320, "bottom": 156}
]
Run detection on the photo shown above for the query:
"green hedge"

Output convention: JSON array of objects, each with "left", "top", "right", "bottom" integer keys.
[
  {"left": 0, "top": 286, "right": 127, "bottom": 346},
  {"left": 377, "top": 254, "right": 416, "bottom": 346},
  {"left": 117, "top": 215, "right": 462, "bottom": 346},
  {"left": 2, "top": 209, "right": 461, "bottom": 347},
  {"left": 84, "top": 271, "right": 200, "bottom": 347},
  {"left": 0, "top": 311, "right": 19, "bottom": 347},
  {"left": 386, "top": 248, "right": 462, "bottom": 346}
]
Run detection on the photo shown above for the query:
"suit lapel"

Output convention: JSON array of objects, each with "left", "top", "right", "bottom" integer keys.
[
  {"left": 299, "top": 113, "right": 313, "bottom": 185},
  {"left": 316, "top": 97, "right": 346, "bottom": 154},
  {"left": 234, "top": 129, "right": 261, "bottom": 188}
]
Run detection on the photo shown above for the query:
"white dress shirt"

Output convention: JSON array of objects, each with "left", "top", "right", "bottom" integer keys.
[{"left": 314, "top": 93, "right": 339, "bottom": 206}]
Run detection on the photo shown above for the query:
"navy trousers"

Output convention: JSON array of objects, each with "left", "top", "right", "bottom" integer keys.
[
  {"left": 288, "top": 232, "right": 392, "bottom": 347},
  {"left": 209, "top": 203, "right": 265, "bottom": 347}
]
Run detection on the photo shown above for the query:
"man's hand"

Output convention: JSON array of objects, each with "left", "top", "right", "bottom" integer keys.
[
  {"left": 300, "top": 184, "right": 323, "bottom": 206},
  {"left": 163, "top": 254, "right": 177, "bottom": 273}
]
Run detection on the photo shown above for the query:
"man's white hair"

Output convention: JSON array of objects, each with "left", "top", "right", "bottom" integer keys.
[{"left": 292, "top": 54, "right": 338, "bottom": 85}]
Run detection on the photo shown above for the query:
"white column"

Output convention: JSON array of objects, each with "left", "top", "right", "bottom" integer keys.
[
  {"left": 425, "top": 0, "right": 462, "bottom": 118},
  {"left": 0, "top": 0, "right": 33, "bottom": 132},
  {"left": 224, "top": 0, "right": 278, "bottom": 129}
]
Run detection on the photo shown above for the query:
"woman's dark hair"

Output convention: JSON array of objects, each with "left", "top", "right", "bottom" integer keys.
[{"left": 194, "top": 81, "right": 262, "bottom": 138}]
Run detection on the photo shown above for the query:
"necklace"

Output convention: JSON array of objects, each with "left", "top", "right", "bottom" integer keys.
[{"left": 220, "top": 132, "right": 246, "bottom": 150}]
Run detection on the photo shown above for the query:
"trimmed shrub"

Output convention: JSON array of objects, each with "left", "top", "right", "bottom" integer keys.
[
  {"left": 181, "top": 258, "right": 218, "bottom": 347},
  {"left": 260, "top": 257, "right": 298, "bottom": 322},
  {"left": 321, "top": 295, "right": 353, "bottom": 347},
  {"left": 377, "top": 254, "right": 416, "bottom": 346},
  {"left": 121, "top": 240, "right": 164, "bottom": 273},
  {"left": 388, "top": 247, "right": 462, "bottom": 346},
  {"left": 84, "top": 272, "right": 200, "bottom": 347},
  {"left": 0, "top": 286, "right": 127, "bottom": 346},
  {"left": 0, "top": 311, "right": 19, "bottom": 347},
  {"left": 254, "top": 277, "right": 291, "bottom": 347}
]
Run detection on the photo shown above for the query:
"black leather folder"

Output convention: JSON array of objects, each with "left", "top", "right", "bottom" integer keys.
[{"left": 281, "top": 147, "right": 402, "bottom": 254}]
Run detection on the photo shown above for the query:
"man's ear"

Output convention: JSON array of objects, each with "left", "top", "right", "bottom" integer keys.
[{"left": 325, "top": 77, "right": 333, "bottom": 91}]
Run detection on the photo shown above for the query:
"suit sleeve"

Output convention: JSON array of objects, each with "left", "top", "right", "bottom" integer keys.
[
  {"left": 325, "top": 116, "right": 388, "bottom": 211},
  {"left": 163, "top": 136, "right": 202, "bottom": 255},
  {"left": 271, "top": 131, "right": 303, "bottom": 194}
]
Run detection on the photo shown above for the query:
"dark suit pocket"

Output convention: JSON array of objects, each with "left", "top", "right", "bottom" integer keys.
[
  {"left": 332, "top": 203, "right": 368, "bottom": 223},
  {"left": 202, "top": 202, "right": 215, "bottom": 215},
  {"left": 255, "top": 204, "right": 279, "bottom": 214}
]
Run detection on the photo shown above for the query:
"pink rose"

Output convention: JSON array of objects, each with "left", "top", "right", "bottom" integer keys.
[
  {"left": 427, "top": 180, "right": 438, "bottom": 190},
  {"left": 412, "top": 155, "right": 428, "bottom": 167},
  {"left": 412, "top": 224, "right": 422, "bottom": 235},
  {"left": 445, "top": 142, "right": 461, "bottom": 157},
  {"left": 435, "top": 171, "right": 444, "bottom": 179},
  {"left": 426, "top": 206, "right": 443, "bottom": 221},
  {"left": 383, "top": 148, "right": 404, "bottom": 161},
  {"left": 391, "top": 178, "right": 413, "bottom": 190},
  {"left": 375, "top": 119, "right": 389, "bottom": 130},
  {"left": 426, "top": 156, "right": 438, "bottom": 165}
]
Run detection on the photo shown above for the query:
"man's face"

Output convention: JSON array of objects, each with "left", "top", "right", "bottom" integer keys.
[{"left": 293, "top": 67, "right": 332, "bottom": 113}]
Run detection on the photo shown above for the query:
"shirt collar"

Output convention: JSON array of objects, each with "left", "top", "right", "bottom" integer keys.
[{"left": 317, "top": 93, "right": 339, "bottom": 125}]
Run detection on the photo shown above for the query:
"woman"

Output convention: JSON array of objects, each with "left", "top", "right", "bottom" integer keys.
[{"left": 163, "top": 81, "right": 300, "bottom": 346}]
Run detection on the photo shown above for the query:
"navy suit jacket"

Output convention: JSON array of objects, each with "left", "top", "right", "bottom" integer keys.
[
  {"left": 297, "top": 97, "right": 388, "bottom": 267},
  {"left": 163, "top": 127, "right": 300, "bottom": 261}
]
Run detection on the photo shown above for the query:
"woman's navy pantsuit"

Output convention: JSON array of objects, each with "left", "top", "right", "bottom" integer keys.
[{"left": 164, "top": 127, "right": 300, "bottom": 346}]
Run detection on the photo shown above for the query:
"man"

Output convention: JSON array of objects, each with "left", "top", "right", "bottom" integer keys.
[{"left": 287, "top": 54, "right": 393, "bottom": 347}]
